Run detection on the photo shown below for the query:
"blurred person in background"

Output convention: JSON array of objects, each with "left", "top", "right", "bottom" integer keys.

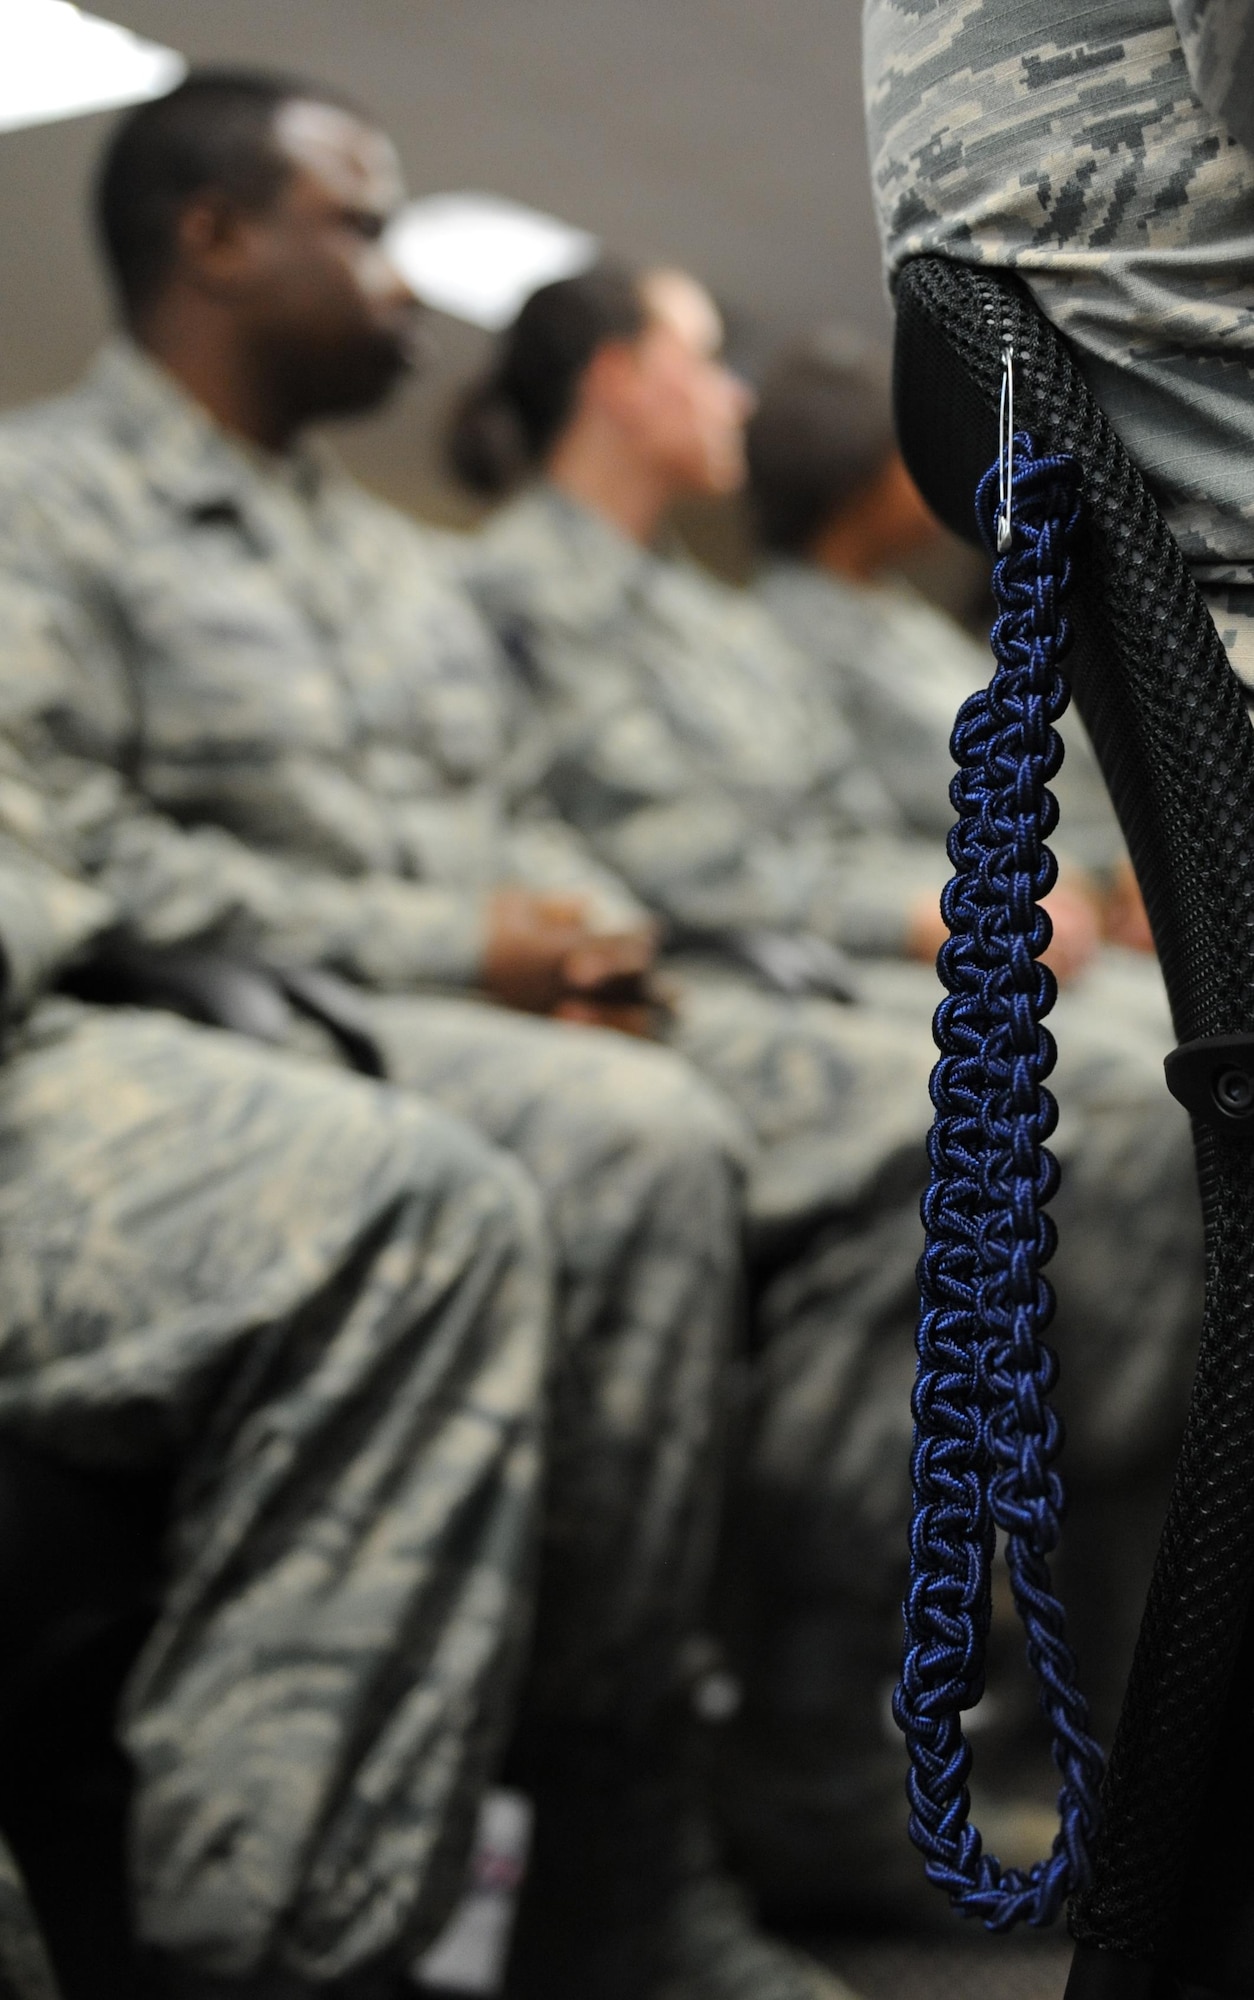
[
  {"left": 0, "top": 728, "right": 557, "bottom": 2000},
  {"left": 746, "top": 332, "right": 1157, "bottom": 958},
  {"left": 455, "top": 263, "right": 1203, "bottom": 1923},
  {"left": 455, "top": 266, "right": 1115, "bottom": 987},
  {"left": 0, "top": 70, "right": 865, "bottom": 2000},
  {"left": 0, "top": 57, "right": 971, "bottom": 1960},
  {"left": 457, "top": 267, "right": 952, "bottom": 973}
]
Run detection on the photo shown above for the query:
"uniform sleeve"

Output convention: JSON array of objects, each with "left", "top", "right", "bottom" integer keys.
[
  {"left": 499, "top": 806, "right": 653, "bottom": 931},
  {"left": 1169, "top": 0, "right": 1254, "bottom": 152},
  {"left": 0, "top": 839, "right": 114, "bottom": 1017},
  {"left": 0, "top": 512, "right": 489, "bottom": 992},
  {"left": 91, "top": 812, "right": 489, "bottom": 988},
  {"left": 498, "top": 621, "right": 945, "bottom": 954},
  {"left": 573, "top": 786, "right": 944, "bottom": 952}
]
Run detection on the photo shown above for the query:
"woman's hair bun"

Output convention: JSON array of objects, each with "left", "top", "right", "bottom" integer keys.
[
  {"left": 446, "top": 378, "right": 531, "bottom": 498},
  {"left": 445, "top": 262, "right": 648, "bottom": 498}
]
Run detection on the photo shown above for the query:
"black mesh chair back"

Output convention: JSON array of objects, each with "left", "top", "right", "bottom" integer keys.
[{"left": 893, "top": 254, "right": 1254, "bottom": 1999}]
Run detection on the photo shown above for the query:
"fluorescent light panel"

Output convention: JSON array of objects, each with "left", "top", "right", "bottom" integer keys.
[
  {"left": 0, "top": 0, "right": 185, "bottom": 136},
  {"left": 386, "top": 193, "right": 599, "bottom": 332}
]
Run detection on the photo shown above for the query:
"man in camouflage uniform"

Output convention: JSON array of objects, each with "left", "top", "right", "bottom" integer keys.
[
  {"left": 863, "top": 0, "right": 1254, "bottom": 682},
  {"left": 458, "top": 264, "right": 1203, "bottom": 1919},
  {"left": 0, "top": 69, "right": 858, "bottom": 2000},
  {"left": 0, "top": 90, "right": 959, "bottom": 1933},
  {"left": 0, "top": 802, "right": 557, "bottom": 1994}
]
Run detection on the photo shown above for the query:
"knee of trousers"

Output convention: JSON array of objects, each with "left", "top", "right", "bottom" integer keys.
[
  {"left": 559, "top": 1038, "right": 751, "bottom": 1203},
  {"left": 385, "top": 1093, "right": 555, "bottom": 1299}
]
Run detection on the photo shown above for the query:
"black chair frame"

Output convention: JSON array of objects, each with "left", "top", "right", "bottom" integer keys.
[{"left": 895, "top": 254, "right": 1254, "bottom": 1999}]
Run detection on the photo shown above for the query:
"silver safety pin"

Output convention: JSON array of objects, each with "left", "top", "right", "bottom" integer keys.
[{"left": 996, "top": 342, "right": 1015, "bottom": 554}]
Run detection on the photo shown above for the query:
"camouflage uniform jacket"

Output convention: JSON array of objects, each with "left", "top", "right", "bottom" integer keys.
[
  {"left": 465, "top": 486, "right": 948, "bottom": 955},
  {"left": 864, "top": 0, "right": 1254, "bottom": 668},
  {"left": 755, "top": 558, "right": 1129, "bottom": 878},
  {"left": 0, "top": 829, "right": 112, "bottom": 1023},
  {"left": 0, "top": 342, "right": 644, "bottom": 984}
]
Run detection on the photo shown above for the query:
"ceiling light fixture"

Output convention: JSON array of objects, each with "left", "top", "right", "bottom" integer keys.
[
  {"left": 385, "top": 192, "right": 599, "bottom": 332},
  {"left": 0, "top": 0, "right": 185, "bottom": 137}
]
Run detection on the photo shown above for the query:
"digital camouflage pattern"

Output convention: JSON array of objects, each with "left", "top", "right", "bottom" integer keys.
[
  {"left": 0, "top": 342, "right": 645, "bottom": 989},
  {"left": 0, "top": 352, "right": 945, "bottom": 1930},
  {"left": 0, "top": 342, "right": 754, "bottom": 1755},
  {"left": 0, "top": 351, "right": 755, "bottom": 1976},
  {"left": 755, "top": 559, "right": 1129, "bottom": 878},
  {"left": 0, "top": 346, "right": 1201, "bottom": 1926},
  {"left": 0, "top": 786, "right": 741, "bottom": 1981},
  {"left": 4, "top": 999, "right": 550, "bottom": 1984},
  {"left": 464, "top": 486, "right": 1199, "bottom": 1441},
  {"left": 864, "top": 0, "right": 1254, "bottom": 679},
  {"left": 467, "top": 486, "right": 947, "bottom": 960},
  {"left": 0, "top": 342, "right": 937, "bottom": 1239},
  {"left": 0, "top": 839, "right": 551, "bottom": 1979}
]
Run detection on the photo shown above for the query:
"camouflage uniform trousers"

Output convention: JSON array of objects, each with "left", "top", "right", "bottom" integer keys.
[
  {"left": 0, "top": 1837, "right": 55, "bottom": 2000},
  {"left": 357, "top": 975, "right": 940, "bottom": 1919},
  {"left": 357, "top": 994, "right": 748, "bottom": 1735},
  {"left": 667, "top": 954, "right": 1203, "bottom": 1911},
  {"left": 0, "top": 999, "right": 740, "bottom": 1983}
]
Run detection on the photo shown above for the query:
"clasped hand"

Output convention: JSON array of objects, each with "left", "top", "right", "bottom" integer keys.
[{"left": 483, "top": 888, "right": 662, "bottom": 1037}]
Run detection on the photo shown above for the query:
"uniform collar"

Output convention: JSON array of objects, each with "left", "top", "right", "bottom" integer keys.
[
  {"left": 507, "top": 483, "right": 654, "bottom": 590},
  {"left": 759, "top": 557, "right": 862, "bottom": 611},
  {"left": 81, "top": 338, "right": 328, "bottom": 520},
  {"left": 757, "top": 557, "right": 895, "bottom": 643}
]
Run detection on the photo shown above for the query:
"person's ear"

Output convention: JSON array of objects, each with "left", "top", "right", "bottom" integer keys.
[
  {"left": 579, "top": 339, "right": 643, "bottom": 425},
  {"left": 174, "top": 194, "right": 269, "bottom": 297}
]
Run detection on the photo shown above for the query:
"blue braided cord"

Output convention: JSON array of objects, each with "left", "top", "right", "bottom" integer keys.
[{"left": 892, "top": 431, "right": 1105, "bottom": 1930}]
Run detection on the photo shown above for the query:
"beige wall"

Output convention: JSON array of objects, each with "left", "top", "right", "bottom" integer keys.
[{"left": 0, "top": 0, "right": 886, "bottom": 522}]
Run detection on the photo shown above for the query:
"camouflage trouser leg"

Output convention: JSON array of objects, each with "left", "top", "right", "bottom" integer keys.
[
  {"left": 0, "top": 1838, "right": 56, "bottom": 2000},
  {"left": 660, "top": 966, "right": 939, "bottom": 1910},
  {"left": 361, "top": 996, "right": 748, "bottom": 1733},
  {"left": 0, "top": 1001, "right": 552, "bottom": 1982},
  {"left": 667, "top": 957, "right": 1202, "bottom": 1911},
  {"left": 665, "top": 959, "right": 935, "bottom": 1242}
]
